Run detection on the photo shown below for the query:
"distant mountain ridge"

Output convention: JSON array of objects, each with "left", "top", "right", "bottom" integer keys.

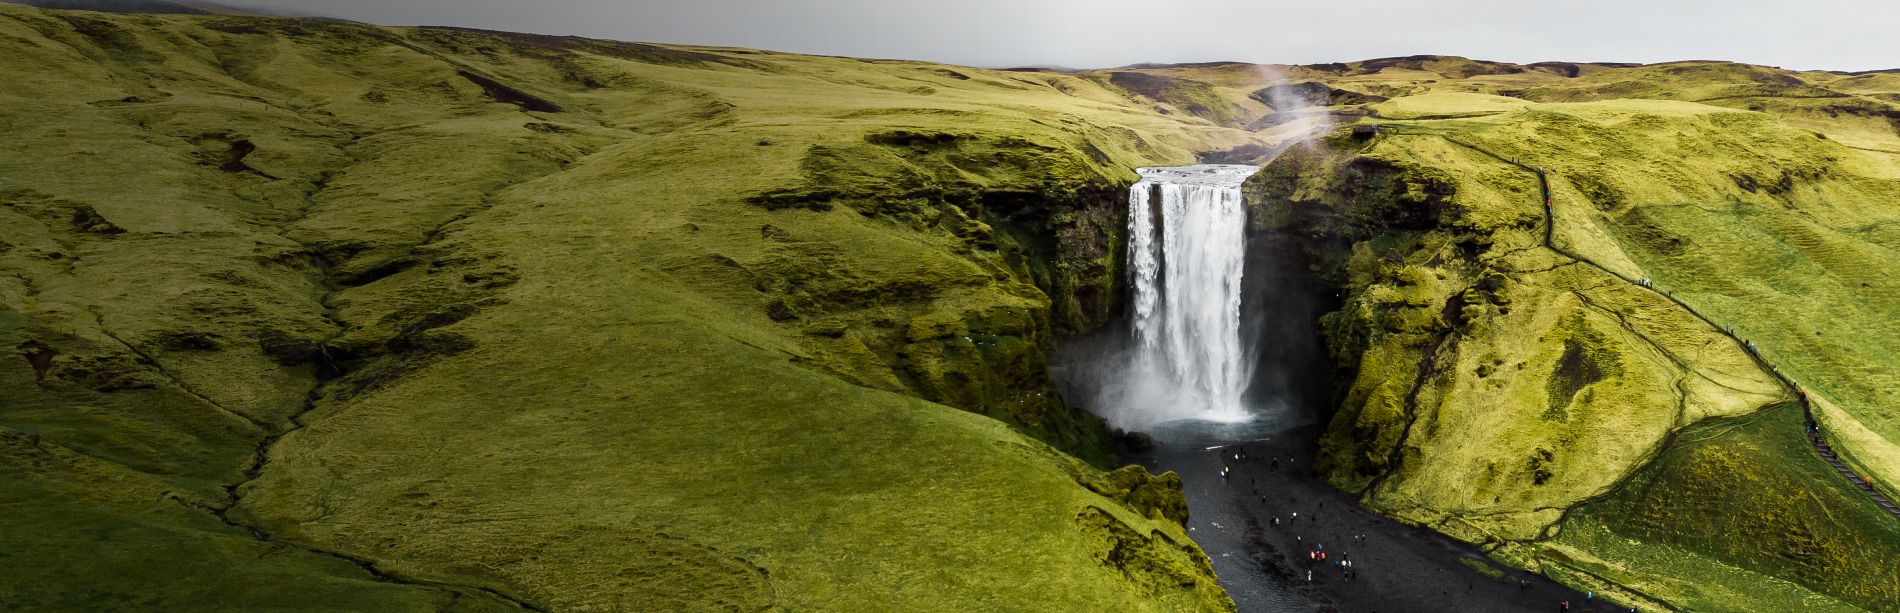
[{"left": 1, "top": 0, "right": 266, "bottom": 15}]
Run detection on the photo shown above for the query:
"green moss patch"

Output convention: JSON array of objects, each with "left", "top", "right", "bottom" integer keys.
[{"left": 1537, "top": 403, "right": 1900, "bottom": 611}]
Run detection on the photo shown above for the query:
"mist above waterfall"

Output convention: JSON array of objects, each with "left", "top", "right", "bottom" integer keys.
[{"left": 1252, "top": 64, "right": 1333, "bottom": 145}]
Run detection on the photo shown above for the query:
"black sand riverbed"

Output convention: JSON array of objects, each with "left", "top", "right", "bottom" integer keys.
[{"left": 1136, "top": 420, "right": 1613, "bottom": 613}]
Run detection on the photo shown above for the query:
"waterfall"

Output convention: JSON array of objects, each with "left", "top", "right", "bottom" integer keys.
[{"left": 1113, "top": 164, "right": 1259, "bottom": 427}]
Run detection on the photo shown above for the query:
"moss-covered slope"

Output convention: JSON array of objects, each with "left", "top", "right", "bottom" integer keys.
[
  {"left": 1523, "top": 404, "right": 1900, "bottom": 612},
  {"left": 0, "top": 6, "right": 1253, "bottom": 610},
  {"left": 1247, "top": 84, "right": 1900, "bottom": 610}
]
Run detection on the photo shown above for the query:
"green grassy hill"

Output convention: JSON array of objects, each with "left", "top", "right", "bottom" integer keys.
[
  {"left": 1242, "top": 60, "right": 1900, "bottom": 611},
  {"left": 0, "top": 5, "right": 1251, "bottom": 610}
]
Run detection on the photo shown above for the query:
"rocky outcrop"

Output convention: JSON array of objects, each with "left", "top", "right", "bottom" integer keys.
[
  {"left": 739, "top": 128, "right": 1145, "bottom": 461},
  {"left": 1248, "top": 81, "right": 1388, "bottom": 110}
]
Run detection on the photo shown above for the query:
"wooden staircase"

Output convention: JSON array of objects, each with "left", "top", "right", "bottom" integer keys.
[{"left": 1806, "top": 422, "right": 1900, "bottom": 518}]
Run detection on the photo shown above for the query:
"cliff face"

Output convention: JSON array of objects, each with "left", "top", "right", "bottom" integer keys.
[
  {"left": 746, "top": 128, "right": 1143, "bottom": 460},
  {"left": 1246, "top": 92, "right": 1900, "bottom": 610},
  {"left": 0, "top": 6, "right": 1251, "bottom": 611},
  {"left": 1255, "top": 132, "right": 1790, "bottom": 533}
]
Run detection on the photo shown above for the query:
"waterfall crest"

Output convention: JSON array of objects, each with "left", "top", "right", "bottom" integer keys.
[{"left": 1111, "top": 164, "right": 1258, "bottom": 427}]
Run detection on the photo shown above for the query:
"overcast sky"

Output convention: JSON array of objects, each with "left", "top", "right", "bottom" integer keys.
[{"left": 233, "top": 0, "right": 1899, "bottom": 72}]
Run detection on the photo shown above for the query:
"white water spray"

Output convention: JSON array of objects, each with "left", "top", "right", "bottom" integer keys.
[
  {"left": 1252, "top": 64, "right": 1335, "bottom": 143},
  {"left": 1109, "top": 164, "right": 1258, "bottom": 427}
]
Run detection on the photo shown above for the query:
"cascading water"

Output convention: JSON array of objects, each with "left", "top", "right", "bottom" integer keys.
[
  {"left": 1046, "top": 161, "right": 1332, "bottom": 610},
  {"left": 1109, "top": 164, "right": 1259, "bottom": 427}
]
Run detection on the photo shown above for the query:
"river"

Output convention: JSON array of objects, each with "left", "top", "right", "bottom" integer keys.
[{"left": 1056, "top": 164, "right": 1599, "bottom": 612}]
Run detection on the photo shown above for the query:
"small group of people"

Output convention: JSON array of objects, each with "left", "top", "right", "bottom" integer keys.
[
  {"left": 1303, "top": 543, "right": 1358, "bottom": 582},
  {"left": 1276, "top": 510, "right": 1316, "bottom": 523},
  {"left": 1558, "top": 589, "right": 1607, "bottom": 611}
]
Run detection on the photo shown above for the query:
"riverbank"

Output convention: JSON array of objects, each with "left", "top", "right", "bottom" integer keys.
[{"left": 1138, "top": 421, "right": 1612, "bottom": 612}]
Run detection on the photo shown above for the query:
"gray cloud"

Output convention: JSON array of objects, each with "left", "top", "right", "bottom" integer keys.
[{"left": 231, "top": 0, "right": 1899, "bottom": 72}]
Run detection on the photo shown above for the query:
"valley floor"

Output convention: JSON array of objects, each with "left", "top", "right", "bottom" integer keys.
[{"left": 1141, "top": 421, "right": 1607, "bottom": 612}]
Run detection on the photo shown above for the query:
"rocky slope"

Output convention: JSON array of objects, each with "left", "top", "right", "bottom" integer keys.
[{"left": 0, "top": 6, "right": 1259, "bottom": 610}]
